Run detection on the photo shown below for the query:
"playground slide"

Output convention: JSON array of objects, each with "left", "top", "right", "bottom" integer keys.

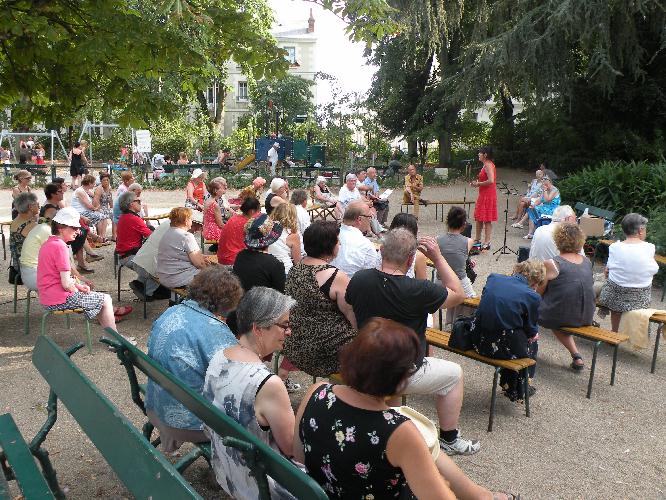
[{"left": 234, "top": 153, "right": 256, "bottom": 172}]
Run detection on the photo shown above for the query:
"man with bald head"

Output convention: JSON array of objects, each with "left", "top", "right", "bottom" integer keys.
[{"left": 330, "top": 201, "right": 381, "bottom": 277}]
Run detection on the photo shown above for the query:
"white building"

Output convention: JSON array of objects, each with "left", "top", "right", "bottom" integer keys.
[{"left": 212, "top": 10, "right": 318, "bottom": 136}]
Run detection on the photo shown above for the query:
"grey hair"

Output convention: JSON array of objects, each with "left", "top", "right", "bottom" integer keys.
[
  {"left": 127, "top": 182, "right": 143, "bottom": 192},
  {"left": 290, "top": 189, "right": 308, "bottom": 206},
  {"left": 552, "top": 205, "right": 575, "bottom": 222},
  {"left": 213, "top": 176, "right": 227, "bottom": 185},
  {"left": 381, "top": 228, "right": 417, "bottom": 266},
  {"left": 621, "top": 213, "right": 648, "bottom": 236},
  {"left": 270, "top": 177, "right": 286, "bottom": 193},
  {"left": 235, "top": 287, "right": 296, "bottom": 336},
  {"left": 118, "top": 191, "right": 136, "bottom": 213},
  {"left": 15, "top": 192, "right": 38, "bottom": 214}
]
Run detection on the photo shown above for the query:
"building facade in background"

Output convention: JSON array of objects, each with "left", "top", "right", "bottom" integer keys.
[{"left": 212, "top": 10, "right": 317, "bottom": 136}]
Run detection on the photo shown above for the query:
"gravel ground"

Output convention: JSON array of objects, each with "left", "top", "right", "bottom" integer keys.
[{"left": 1, "top": 168, "right": 665, "bottom": 499}]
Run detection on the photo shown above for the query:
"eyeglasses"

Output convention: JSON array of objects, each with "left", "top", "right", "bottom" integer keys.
[
  {"left": 133, "top": 199, "right": 142, "bottom": 203},
  {"left": 359, "top": 214, "right": 372, "bottom": 219},
  {"left": 273, "top": 321, "right": 291, "bottom": 333}
]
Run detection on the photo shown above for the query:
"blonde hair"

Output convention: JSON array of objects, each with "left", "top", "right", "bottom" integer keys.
[
  {"left": 553, "top": 222, "right": 586, "bottom": 254},
  {"left": 270, "top": 202, "right": 298, "bottom": 233},
  {"left": 169, "top": 207, "right": 192, "bottom": 226},
  {"left": 121, "top": 171, "right": 134, "bottom": 183},
  {"left": 513, "top": 259, "right": 547, "bottom": 288}
]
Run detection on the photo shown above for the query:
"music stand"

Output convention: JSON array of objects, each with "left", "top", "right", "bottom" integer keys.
[{"left": 493, "top": 182, "right": 519, "bottom": 260}]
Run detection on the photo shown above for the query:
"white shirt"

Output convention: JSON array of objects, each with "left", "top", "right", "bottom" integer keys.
[
  {"left": 295, "top": 204, "right": 311, "bottom": 235},
  {"left": 338, "top": 186, "right": 361, "bottom": 209},
  {"left": 267, "top": 146, "right": 278, "bottom": 166},
  {"left": 607, "top": 240, "right": 659, "bottom": 288},
  {"left": 131, "top": 220, "right": 171, "bottom": 277},
  {"left": 268, "top": 230, "right": 298, "bottom": 275},
  {"left": 330, "top": 224, "right": 380, "bottom": 277},
  {"left": 529, "top": 222, "right": 584, "bottom": 260}
]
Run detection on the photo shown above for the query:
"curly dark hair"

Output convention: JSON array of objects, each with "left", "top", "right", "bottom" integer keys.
[{"left": 188, "top": 267, "right": 243, "bottom": 316}]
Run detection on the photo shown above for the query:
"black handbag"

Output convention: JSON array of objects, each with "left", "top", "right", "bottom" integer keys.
[
  {"left": 449, "top": 315, "right": 475, "bottom": 350},
  {"left": 8, "top": 265, "right": 22, "bottom": 286}
]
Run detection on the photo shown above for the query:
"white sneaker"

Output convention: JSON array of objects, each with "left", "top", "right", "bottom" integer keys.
[{"left": 439, "top": 432, "right": 481, "bottom": 456}]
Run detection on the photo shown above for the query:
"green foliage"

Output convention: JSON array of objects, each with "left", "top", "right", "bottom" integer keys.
[
  {"left": 647, "top": 208, "right": 666, "bottom": 256},
  {"left": 1, "top": 0, "right": 287, "bottom": 127},
  {"left": 249, "top": 75, "right": 315, "bottom": 136},
  {"left": 559, "top": 160, "right": 666, "bottom": 219}
]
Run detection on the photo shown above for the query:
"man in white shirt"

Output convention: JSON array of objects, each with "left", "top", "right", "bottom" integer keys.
[
  {"left": 529, "top": 205, "right": 580, "bottom": 260},
  {"left": 338, "top": 173, "right": 363, "bottom": 209},
  {"left": 330, "top": 201, "right": 381, "bottom": 277},
  {"left": 267, "top": 142, "right": 279, "bottom": 176},
  {"left": 290, "top": 189, "right": 311, "bottom": 235}
]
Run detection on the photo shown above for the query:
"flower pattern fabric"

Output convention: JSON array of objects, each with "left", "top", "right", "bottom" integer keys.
[{"left": 299, "top": 384, "right": 410, "bottom": 498}]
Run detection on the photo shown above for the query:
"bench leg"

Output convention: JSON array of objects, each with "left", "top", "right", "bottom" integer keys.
[
  {"left": 2, "top": 230, "right": 5, "bottom": 260},
  {"left": 488, "top": 367, "right": 500, "bottom": 432},
  {"left": 610, "top": 344, "right": 619, "bottom": 385},
  {"left": 117, "top": 264, "right": 122, "bottom": 302},
  {"left": 85, "top": 319, "right": 92, "bottom": 354},
  {"left": 13, "top": 279, "right": 17, "bottom": 313},
  {"left": 174, "top": 446, "right": 206, "bottom": 473},
  {"left": 24, "top": 289, "right": 31, "bottom": 335},
  {"left": 143, "top": 292, "right": 147, "bottom": 319},
  {"left": 523, "top": 368, "right": 530, "bottom": 418},
  {"left": 651, "top": 324, "right": 662, "bottom": 374},
  {"left": 586, "top": 341, "right": 601, "bottom": 399}
]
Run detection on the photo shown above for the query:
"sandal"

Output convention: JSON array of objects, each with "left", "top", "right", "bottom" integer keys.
[
  {"left": 114, "top": 305, "right": 133, "bottom": 317},
  {"left": 481, "top": 243, "right": 491, "bottom": 251},
  {"left": 570, "top": 353, "right": 584, "bottom": 371},
  {"left": 511, "top": 223, "right": 524, "bottom": 229}
]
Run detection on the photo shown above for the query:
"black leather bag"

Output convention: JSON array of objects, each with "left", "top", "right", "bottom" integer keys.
[
  {"left": 8, "top": 266, "right": 22, "bottom": 286},
  {"left": 465, "top": 257, "right": 477, "bottom": 283},
  {"left": 449, "top": 315, "right": 475, "bottom": 351}
]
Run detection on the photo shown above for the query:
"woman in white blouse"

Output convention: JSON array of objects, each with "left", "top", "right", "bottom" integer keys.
[{"left": 598, "top": 213, "right": 659, "bottom": 331}]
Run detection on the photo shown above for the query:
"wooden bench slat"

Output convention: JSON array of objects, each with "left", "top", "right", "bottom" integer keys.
[
  {"left": 0, "top": 413, "right": 54, "bottom": 499},
  {"left": 560, "top": 326, "right": 629, "bottom": 345},
  {"left": 32, "top": 336, "right": 202, "bottom": 499},
  {"left": 426, "top": 328, "right": 535, "bottom": 371}
]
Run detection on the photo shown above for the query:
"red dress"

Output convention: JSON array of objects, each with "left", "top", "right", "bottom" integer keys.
[{"left": 474, "top": 163, "right": 498, "bottom": 222}]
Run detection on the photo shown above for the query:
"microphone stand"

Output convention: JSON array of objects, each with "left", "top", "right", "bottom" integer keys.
[{"left": 493, "top": 182, "right": 518, "bottom": 260}]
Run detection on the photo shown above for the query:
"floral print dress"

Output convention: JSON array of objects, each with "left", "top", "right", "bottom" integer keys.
[{"left": 299, "top": 383, "right": 410, "bottom": 499}]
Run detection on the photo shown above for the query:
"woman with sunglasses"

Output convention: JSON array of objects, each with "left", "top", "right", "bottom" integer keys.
[
  {"left": 11, "top": 169, "right": 33, "bottom": 219},
  {"left": 37, "top": 207, "right": 118, "bottom": 327}
]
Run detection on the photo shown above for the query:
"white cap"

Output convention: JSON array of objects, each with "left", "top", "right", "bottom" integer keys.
[
  {"left": 273, "top": 142, "right": 280, "bottom": 148},
  {"left": 191, "top": 168, "right": 204, "bottom": 179},
  {"left": 190, "top": 210, "right": 204, "bottom": 224},
  {"left": 52, "top": 207, "right": 81, "bottom": 227},
  {"left": 345, "top": 173, "right": 357, "bottom": 181}
]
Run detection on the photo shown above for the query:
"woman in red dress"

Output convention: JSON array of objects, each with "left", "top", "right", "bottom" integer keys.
[{"left": 471, "top": 146, "right": 497, "bottom": 251}]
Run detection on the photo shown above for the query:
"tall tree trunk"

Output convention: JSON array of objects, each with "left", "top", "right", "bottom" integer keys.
[{"left": 407, "top": 139, "right": 417, "bottom": 160}]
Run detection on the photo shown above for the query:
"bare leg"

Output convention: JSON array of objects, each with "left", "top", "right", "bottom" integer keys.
[
  {"left": 483, "top": 222, "right": 492, "bottom": 244},
  {"left": 474, "top": 221, "right": 482, "bottom": 242},
  {"left": 434, "top": 454, "right": 493, "bottom": 500},
  {"left": 96, "top": 219, "right": 108, "bottom": 239},
  {"left": 552, "top": 330, "right": 583, "bottom": 365},
  {"left": 527, "top": 218, "right": 535, "bottom": 236},
  {"left": 436, "top": 378, "right": 463, "bottom": 431},
  {"left": 610, "top": 311, "right": 621, "bottom": 332},
  {"left": 97, "top": 294, "right": 117, "bottom": 330},
  {"left": 413, "top": 193, "right": 420, "bottom": 218},
  {"left": 111, "top": 221, "right": 117, "bottom": 241},
  {"left": 75, "top": 249, "right": 87, "bottom": 269},
  {"left": 515, "top": 213, "right": 528, "bottom": 226}
]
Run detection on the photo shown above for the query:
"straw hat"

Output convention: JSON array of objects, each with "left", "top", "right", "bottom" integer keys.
[{"left": 394, "top": 406, "right": 440, "bottom": 459}]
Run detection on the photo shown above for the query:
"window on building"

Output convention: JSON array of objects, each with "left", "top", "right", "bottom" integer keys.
[
  {"left": 284, "top": 46, "right": 296, "bottom": 64},
  {"left": 237, "top": 81, "right": 248, "bottom": 101}
]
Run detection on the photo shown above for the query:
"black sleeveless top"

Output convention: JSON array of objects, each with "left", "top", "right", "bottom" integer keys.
[
  {"left": 299, "top": 383, "right": 409, "bottom": 498},
  {"left": 265, "top": 193, "right": 276, "bottom": 215},
  {"left": 40, "top": 203, "right": 58, "bottom": 218}
]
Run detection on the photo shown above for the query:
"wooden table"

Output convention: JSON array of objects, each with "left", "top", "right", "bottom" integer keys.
[{"left": 142, "top": 213, "right": 170, "bottom": 225}]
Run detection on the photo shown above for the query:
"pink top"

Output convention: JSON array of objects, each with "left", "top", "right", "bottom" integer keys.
[
  {"left": 203, "top": 200, "right": 223, "bottom": 241},
  {"left": 37, "top": 236, "right": 73, "bottom": 306}
]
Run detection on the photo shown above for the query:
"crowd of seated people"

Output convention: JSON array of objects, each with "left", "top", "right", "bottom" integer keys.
[{"left": 13, "top": 161, "right": 662, "bottom": 500}]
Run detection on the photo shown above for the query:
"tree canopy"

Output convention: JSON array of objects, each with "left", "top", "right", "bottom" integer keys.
[{"left": 0, "top": 0, "right": 287, "bottom": 127}]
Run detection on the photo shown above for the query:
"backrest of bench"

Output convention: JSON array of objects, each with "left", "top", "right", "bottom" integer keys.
[
  {"left": 105, "top": 328, "right": 328, "bottom": 500},
  {"left": 574, "top": 202, "right": 616, "bottom": 221},
  {"left": 31, "top": 336, "right": 202, "bottom": 500}
]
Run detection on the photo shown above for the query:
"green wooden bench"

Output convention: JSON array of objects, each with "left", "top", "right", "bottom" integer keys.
[
  {"left": 101, "top": 328, "right": 328, "bottom": 500},
  {"left": 0, "top": 413, "right": 55, "bottom": 500},
  {"left": 32, "top": 336, "right": 204, "bottom": 498},
  {"left": 573, "top": 202, "right": 617, "bottom": 222}
]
